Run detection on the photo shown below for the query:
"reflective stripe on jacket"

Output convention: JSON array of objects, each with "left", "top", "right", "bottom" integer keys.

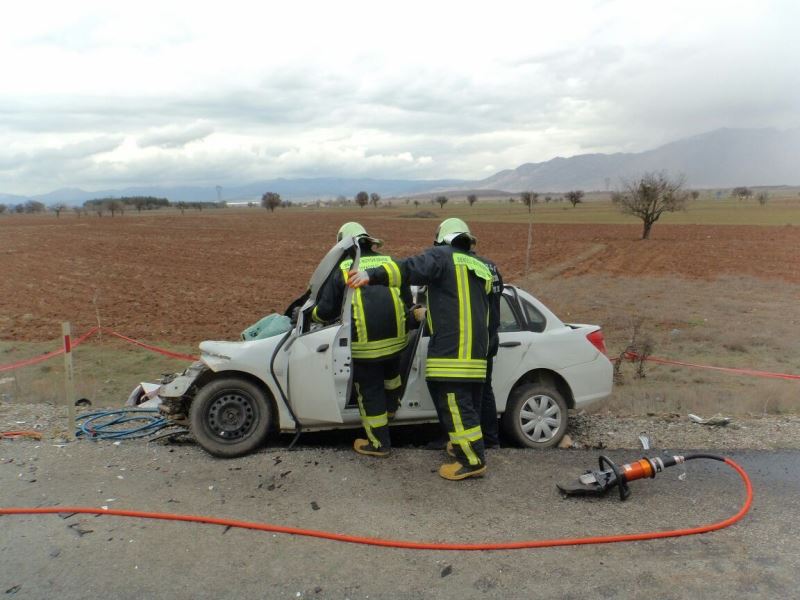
[
  {"left": 366, "top": 245, "right": 492, "bottom": 381},
  {"left": 313, "top": 251, "right": 411, "bottom": 360}
]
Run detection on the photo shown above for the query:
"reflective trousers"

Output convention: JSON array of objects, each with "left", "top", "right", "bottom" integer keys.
[
  {"left": 353, "top": 355, "right": 402, "bottom": 450},
  {"left": 427, "top": 380, "right": 486, "bottom": 467}
]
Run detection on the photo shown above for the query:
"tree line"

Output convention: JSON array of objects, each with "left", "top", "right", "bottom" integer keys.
[{"left": 0, "top": 196, "right": 227, "bottom": 217}]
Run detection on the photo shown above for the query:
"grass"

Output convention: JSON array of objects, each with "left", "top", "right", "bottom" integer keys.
[
  {"left": 392, "top": 197, "right": 800, "bottom": 226},
  {"left": 0, "top": 337, "right": 196, "bottom": 407},
  {"left": 519, "top": 273, "right": 800, "bottom": 416}
]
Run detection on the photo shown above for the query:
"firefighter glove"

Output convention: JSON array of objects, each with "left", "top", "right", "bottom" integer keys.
[
  {"left": 413, "top": 305, "right": 427, "bottom": 322},
  {"left": 347, "top": 270, "right": 370, "bottom": 288}
]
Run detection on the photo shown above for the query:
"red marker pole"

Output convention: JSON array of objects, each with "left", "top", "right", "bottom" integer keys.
[{"left": 62, "top": 322, "right": 76, "bottom": 440}]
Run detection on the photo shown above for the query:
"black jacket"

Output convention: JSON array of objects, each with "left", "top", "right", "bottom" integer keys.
[
  {"left": 313, "top": 250, "right": 412, "bottom": 361},
  {"left": 366, "top": 245, "right": 492, "bottom": 381},
  {"left": 472, "top": 252, "right": 503, "bottom": 357}
]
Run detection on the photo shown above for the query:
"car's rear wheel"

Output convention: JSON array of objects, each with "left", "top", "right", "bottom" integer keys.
[
  {"left": 189, "top": 377, "right": 272, "bottom": 458},
  {"left": 502, "top": 383, "right": 568, "bottom": 449}
]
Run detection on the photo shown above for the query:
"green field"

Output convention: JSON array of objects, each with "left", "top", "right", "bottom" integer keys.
[{"left": 392, "top": 195, "right": 800, "bottom": 226}]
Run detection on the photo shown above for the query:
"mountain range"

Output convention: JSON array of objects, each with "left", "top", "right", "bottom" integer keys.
[
  {"left": 3, "top": 128, "right": 798, "bottom": 205},
  {"left": 478, "top": 128, "right": 800, "bottom": 192}
]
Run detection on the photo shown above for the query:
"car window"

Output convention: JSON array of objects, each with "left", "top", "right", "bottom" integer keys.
[
  {"left": 521, "top": 299, "right": 547, "bottom": 333},
  {"left": 498, "top": 295, "right": 522, "bottom": 332}
]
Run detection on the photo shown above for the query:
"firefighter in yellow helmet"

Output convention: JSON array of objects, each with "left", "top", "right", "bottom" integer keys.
[
  {"left": 348, "top": 218, "right": 492, "bottom": 480},
  {"left": 312, "top": 222, "right": 412, "bottom": 457}
]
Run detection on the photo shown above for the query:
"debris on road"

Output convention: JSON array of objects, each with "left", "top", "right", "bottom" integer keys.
[{"left": 688, "top": 413, "right": 732, "bottom": 427}]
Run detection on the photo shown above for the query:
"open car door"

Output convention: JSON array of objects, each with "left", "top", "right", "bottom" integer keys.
[{"left": 285, "top": 238, "right": 360, "bottom": 425}]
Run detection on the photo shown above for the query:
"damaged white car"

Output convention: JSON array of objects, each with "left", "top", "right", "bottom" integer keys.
[{"left": 146, "top": 237, "right": 613, "bottom": 457}]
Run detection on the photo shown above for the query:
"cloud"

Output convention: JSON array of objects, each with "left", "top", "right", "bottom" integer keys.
[
  {"left": 0, "top": 136, "right": 123, "bottom": 172},
  {"left": 138, "top": 123, "right": 214, "bottom": 148},
  {"left": 0, "top": 0, "right": 798, "bottom": 194}
]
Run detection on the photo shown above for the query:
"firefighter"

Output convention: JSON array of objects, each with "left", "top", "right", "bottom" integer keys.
[
  {"left": 312, "top": 222, "right": 412, "bottom": 457},
  {"left": 348, "top": 218, "right": 492, "bottom": 480},
  {"left": 439, "top": 249, "right": 503, "bottom": 455}
]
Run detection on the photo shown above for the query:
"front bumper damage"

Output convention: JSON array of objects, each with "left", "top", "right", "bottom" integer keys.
[{"left": 157, "top": 361, "right": 208, "bottom": 425}]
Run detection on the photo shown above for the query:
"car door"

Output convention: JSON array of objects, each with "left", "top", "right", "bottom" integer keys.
[
  {"left": 491, "top": 288, "right": 532, "bottom": 411},
  {"left": 285, "top": 239, "right": 359, "bottom": 425}
]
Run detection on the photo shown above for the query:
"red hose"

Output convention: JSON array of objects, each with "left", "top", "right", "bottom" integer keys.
[{"left": 0, "top": 458, "right": 752, "bottom": 551}]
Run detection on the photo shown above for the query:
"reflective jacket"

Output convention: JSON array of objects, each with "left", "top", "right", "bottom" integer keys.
[
  {"left": 366, "top": 245, "right": 492, "bottom": 382},
  {"left": 313, "top": 251, "right": 412, "bottom": 361}
]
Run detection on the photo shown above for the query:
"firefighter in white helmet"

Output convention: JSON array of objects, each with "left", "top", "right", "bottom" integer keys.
[{"left": 313, "top": 222, "right": 412, "bottom": 457}]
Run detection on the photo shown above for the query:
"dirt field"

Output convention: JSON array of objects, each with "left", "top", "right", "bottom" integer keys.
[
  {"left": 2, "top": 206, "right": 798, "bottom": 415},
  {"left": 2, "top": 208, "right": 799, "bottom": 343}
]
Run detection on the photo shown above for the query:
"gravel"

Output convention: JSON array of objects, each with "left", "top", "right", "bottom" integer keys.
[{"left": 3, "top": 401, "right": 800, "bottom": 451}]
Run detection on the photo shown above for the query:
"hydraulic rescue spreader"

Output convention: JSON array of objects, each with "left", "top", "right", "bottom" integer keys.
[{"left": 557, "top": 453, "right": 729, "bottom": 501}]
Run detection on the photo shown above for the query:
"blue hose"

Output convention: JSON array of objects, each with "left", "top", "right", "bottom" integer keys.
[{"left": 76, "top": 408, "right": 169, "bottom": 440}]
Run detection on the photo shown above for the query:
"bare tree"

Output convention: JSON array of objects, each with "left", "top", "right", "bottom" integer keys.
[
  {"left": 690, "top": 190, "right": 700, "bottom": 201},
  {"left": 435, "top": 195, "right": 448, "bottom": 209},
  {"left": 51, "top": 203, "right": 67, "bottom": 217},
  {"left": 756, "top": 191, "right": 769, "bottom": 206},
  {"left": 355, "top": 191, "right": 369, "bottom": 208},
  {"left": 72, "top": 206, "right": 83, "bottom": 217},
  {"left": 370, "top": 192, "right": 381, "bottom": 208},
  {"left": 413, "top": 199, "right": 420, "bottom": 207},
  {"left": 107, "top": 200, "right": 123, "bottom": 217},
  {"left": 544, "top": 196, "right": 552, "bottom": 203},
  {"left": 612, "top": 172, "right": 688, "bottom": 240},
  {"left": 176, "top": 201, "right": 187, "bottom": 215},
  {"left": 0, "top": 203, "right": 7, "bottom": 214},
  {"left": 565, "top": 190, "right": 584, "bottom": 207},
  {"left": 467, "top": 194, "right": 478, "bottom": 207},
  {"left": 24, "top": 200, "right": 46, "bottom": 213},
  {"left": 731, "top": 187, "right": 753, "bottom": 201},
  {"left": 613, "top": 318, "right": 654, "bottom": 383},
  {"left": 261, "top": 192, "right": 281, "bottom": 212},
  {"left": 520, "top": 191, "right": 538, "bottom": 212}
]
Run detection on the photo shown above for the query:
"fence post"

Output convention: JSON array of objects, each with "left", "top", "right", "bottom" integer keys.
[{"left": 62, "top": 322, "right": 76, "bottom": 440}]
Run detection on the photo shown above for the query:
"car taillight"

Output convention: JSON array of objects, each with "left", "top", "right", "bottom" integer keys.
[{"left": 586, "top": 329, "right": 607, "bottom": 355}]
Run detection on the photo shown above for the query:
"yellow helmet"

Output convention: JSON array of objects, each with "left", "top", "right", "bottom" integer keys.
[
  {"left": 337, "top": 222, "right": 383, "bottom": 246},
  {"left": 435, "top": 217, "right": 476, "bottom": 246}
]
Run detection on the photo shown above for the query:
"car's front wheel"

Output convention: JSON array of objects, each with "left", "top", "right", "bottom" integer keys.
[
  {"left": 189, "top": 377, "right": 273, "bottom": 458},
  {"left": 502, "top": 383, "right": 568, "bottom": 449}
]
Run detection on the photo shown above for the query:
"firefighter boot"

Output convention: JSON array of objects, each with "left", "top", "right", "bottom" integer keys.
[
  {"left": 446, "top": 442, "right": 456, "bottom": 458},
  {"left": 353, "top": 438, "right": 391, "bottom": 458},
  {"left": 438, "top": 461, "right": 487, "bottom": 481}
]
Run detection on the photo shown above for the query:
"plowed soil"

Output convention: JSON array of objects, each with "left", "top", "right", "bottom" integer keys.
[{"left": 2, "top": 210, "right": 798, "bottom": 343}]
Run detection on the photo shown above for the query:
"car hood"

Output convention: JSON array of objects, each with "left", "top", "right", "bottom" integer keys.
[{"left": 199, "top": 336, "right": 285, "bottom": 372}]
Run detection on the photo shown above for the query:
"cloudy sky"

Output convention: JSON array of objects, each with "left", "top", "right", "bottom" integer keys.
[{"left": 1, "top": 0, "right": 798, "bottom": 195}]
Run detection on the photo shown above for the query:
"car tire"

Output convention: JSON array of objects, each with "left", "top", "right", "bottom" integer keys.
[
  {"left": 189, "top": 377, "right": 272, "bottom": 458},
  {"left": 502, "top": 383, "right": 568, "bottom": 449}
]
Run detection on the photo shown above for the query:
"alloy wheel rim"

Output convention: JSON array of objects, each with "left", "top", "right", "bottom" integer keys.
[{"left": 519, "top": 394, "right": 561, "bottom": 443}]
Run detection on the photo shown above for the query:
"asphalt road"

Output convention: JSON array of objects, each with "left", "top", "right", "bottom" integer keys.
[{"left": 1, "top": 438, "right": 797, "bottom": 599}]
